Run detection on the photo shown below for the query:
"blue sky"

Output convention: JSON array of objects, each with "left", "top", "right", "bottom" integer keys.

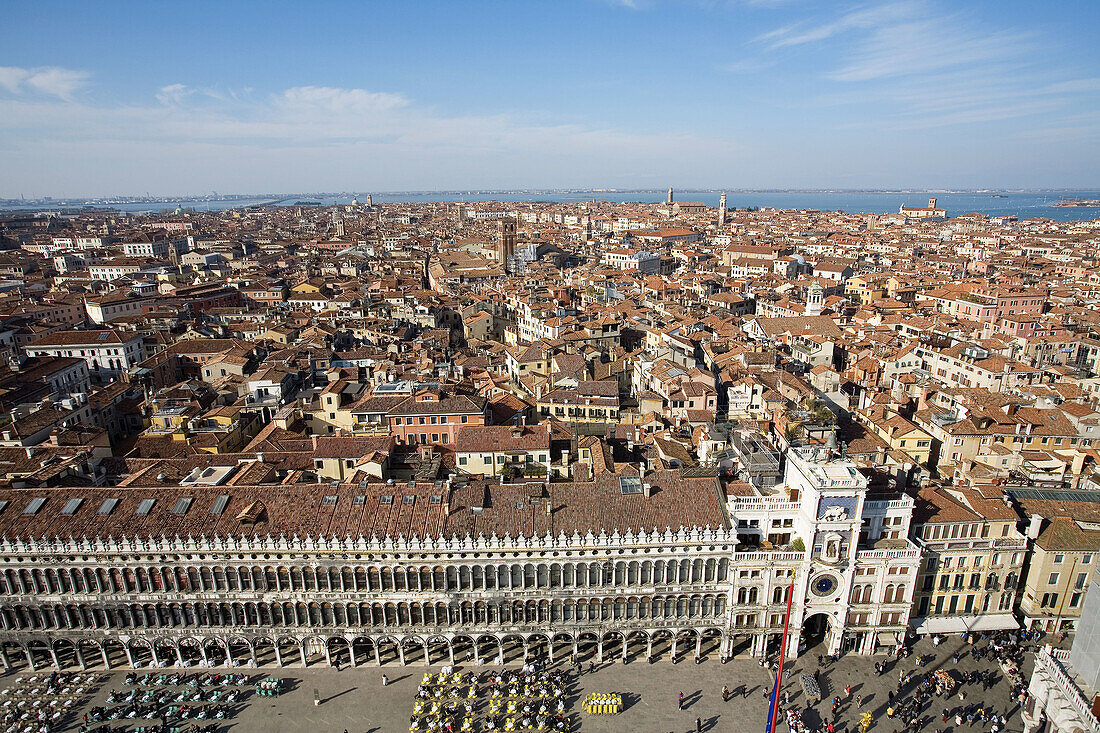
[{"left": 1, "top": 0, "right": 1098, "bottom": 196}]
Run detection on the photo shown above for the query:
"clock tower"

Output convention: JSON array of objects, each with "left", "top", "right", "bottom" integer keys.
[{"left": 785, "top": 445, "right": 869, "bottom": 656}]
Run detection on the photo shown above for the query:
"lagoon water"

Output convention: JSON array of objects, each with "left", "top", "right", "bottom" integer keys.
[{"left": 24, "top": 190, "right": 1100, "bottom": 223}]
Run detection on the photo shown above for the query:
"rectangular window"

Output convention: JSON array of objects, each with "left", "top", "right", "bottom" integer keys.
[{"left": 1049, "top": 572, "right": 1060, "bottom": 586}]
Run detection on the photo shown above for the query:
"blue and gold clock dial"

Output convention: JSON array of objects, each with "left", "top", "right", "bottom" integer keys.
[{"left": 811, "top": 574, "right": 838, "bottom": 596}]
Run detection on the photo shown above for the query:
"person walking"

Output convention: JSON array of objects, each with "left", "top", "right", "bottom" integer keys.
[
  {"left": 678, "top": 691, "right": 684, "bottom": 710},
  {"left": 381, "top": 673, "right": 388, "bottom": 686},
  {"left": 856, "top": 694, "right": 863, "bottom": 708},
  {"left": 696, "top": 717, "right": 702, "bottom": 733},
  {"left": 844, "top": 684, "right": 852, "bottom": 700},
  {"left": 722, "top": 685, "right": 729, "bottom": 703}
]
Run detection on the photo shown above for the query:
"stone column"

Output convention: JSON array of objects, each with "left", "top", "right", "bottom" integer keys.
[
  {"left": 75, "top": 646, "right": 86, "bottom": 671},
  {"left": 225, "top": 645, "right": 234, "bottom": 667},
  {"left": 670, "top": 637, "right": 678, "bottom": 662},
  {"left": 448, "top": 643, "right": 455, "bottom": 666},
  {"left": 150, "top": 646, "right": 160, "bottom": 667},
  {"left": 49, "top": 647, "right": 61, "bottom": 670},
  {"left": 374, "top": 643, "right": 381, "bottom": 666},
  {"left": 597, "top": 637, "right": 604, "bottom": 663},
  {"left": 621, "top": 639, "right": 628, "bottom": 663},
  {"left": 695, "top": 634, "right": 702, "bottom": 660},
  {"left": 124, "top": 647, "right": 134, "bottom": 668},
  {"left": 398, "top": 643, "right": 406, "bottom": 666},
  {"left": 25, "top": 647, "right": 35, "bottom": 670},
  {"left": 298, "top": 644, "right": 307, "bottom": 667},
  {"left": 274, "top": 644, "right": 283, "bottom": 668},
  {"left": 175, "top": 647, "right": 184, "bottom": 667},
  {"left": 473, "top": 644, "right": 481, "bottom": 666},
  {"left": 1, "top": 647, "right": 11, "bottom": 670},
  {"left": 350, "top": 643, "right": 358, "bottom": 667},
  {"left": 647, "top": 637, "right": 654, "bottom": 660},
  {"left": 100, "top": 647, "right": 110, "bottom": 669},
  {"left": 324, "top": 645, "right": 332, "bottom": 667}
]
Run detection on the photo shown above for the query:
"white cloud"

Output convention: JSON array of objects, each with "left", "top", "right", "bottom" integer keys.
[
  {"left": 0, "top": 82, "right": 735, "bottom": 194},
  {"left": 0, "top": 67, "right": 30, "bottom": 93},
  {"left": 0, "top": 66, "right": 89, "bottom": 99},
  {"left": 155, "top": 84, "right": 195, "bottom": 106},
  {"left": 758, "top": 3, "right": 911, "bottom": 49},
  {"left": 750, "top": 1, "right": 1100, "bottom": 133}
]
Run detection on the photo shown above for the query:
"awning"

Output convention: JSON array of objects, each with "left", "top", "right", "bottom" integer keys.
[
  {"left": 965, "top": 613, "right": 1019, "bottom": 631},
  {"left": 913, "top": 617, "right": 967, "bottom": 635},
  {"left": 912, "top": 613, "right": 1019, "bottom": 635},
  {"left": 877, "top": 631, "right": 900, "bottom": 646}
]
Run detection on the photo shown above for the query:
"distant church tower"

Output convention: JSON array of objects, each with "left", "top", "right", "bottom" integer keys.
[
  {"left": 805, "top": 280, "right": 824, "bottom": 317},
  {"left": 718, "top": 192, "right": 727, "bottom": 226},
  {"left": 497, "top": 219, "right": 517, "bottom": 270},
  {"left": 667, "top": 187, "right": 674, "bottom": 204},
  {"left": 366, "top": 194, "right": 373, "bottom": 207}
]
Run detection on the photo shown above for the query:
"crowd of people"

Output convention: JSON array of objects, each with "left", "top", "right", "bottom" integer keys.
[{"left": 753, "top": 630, "right": 1034, "bottom": 733}]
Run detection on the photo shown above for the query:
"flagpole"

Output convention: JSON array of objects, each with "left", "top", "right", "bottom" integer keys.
[{"left": 767, "top": 575, "right": 796, "bottom": 733}]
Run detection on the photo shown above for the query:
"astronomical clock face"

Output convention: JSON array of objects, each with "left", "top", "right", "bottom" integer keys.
[{"left": 811, "top": 573, "right": 839, "bottom": 597}]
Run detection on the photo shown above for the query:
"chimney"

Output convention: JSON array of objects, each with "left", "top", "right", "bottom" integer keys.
[
  {"left": 1027, "top": 514, "right": 1044, "bottom": 540},
  {"left": 643, "top": 482, "right": 652, "bottom": 498}
]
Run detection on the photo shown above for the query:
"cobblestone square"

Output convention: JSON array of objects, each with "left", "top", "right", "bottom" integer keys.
[{"left": 0, "top": 635, "right": 1040, "bottom": 733}]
